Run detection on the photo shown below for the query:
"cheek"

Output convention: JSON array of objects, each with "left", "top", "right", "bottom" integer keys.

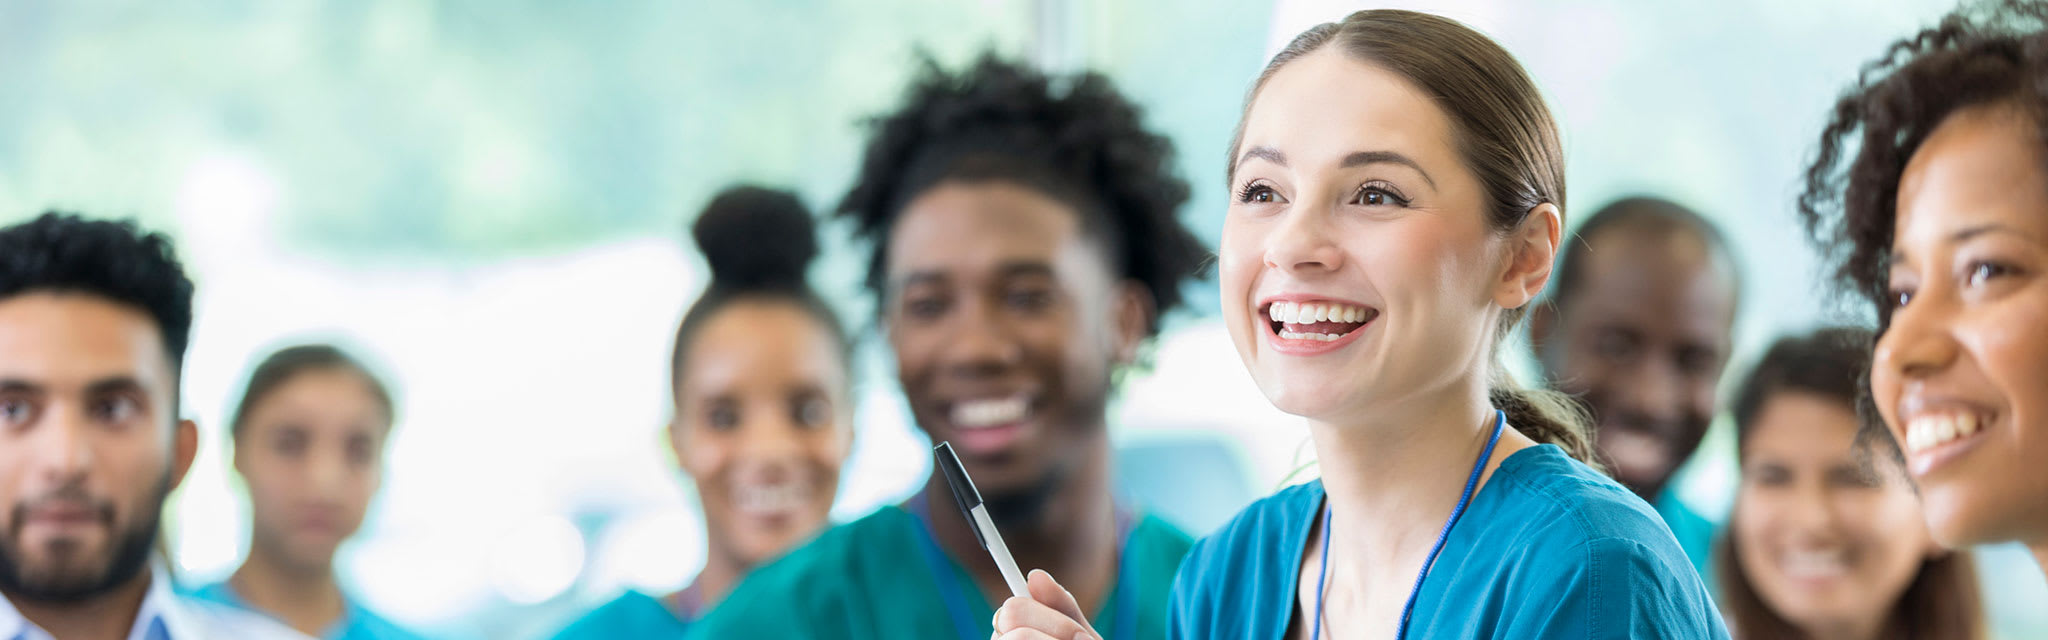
[
  {"left": 680, "top": 431, "right": 733, "bottom": 489},
  {"left": 1970, "top": 293, "right": 2048, "bottom": 428}
]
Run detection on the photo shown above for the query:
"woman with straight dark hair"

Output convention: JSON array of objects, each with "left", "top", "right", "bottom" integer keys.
[
  {"left": 188, "top": 344, "right": 421, "bottom": 639},
  {"left": 1717, "top": 328, "right": 1984, "bottom": 640},
  {"left": 994, "top": 9, "right": 1725, "bottom": 639}
]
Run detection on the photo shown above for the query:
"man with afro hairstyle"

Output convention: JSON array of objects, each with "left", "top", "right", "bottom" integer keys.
[{"left": 688, "top": 53, "right": 1207, "bottom": 640}]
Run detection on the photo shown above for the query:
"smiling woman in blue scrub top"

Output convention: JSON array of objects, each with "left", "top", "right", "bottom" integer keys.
[
  {"left": 187, "top": 344, "right": 421, "bottom": 639},
  {"left": 551, "top": 186, "right": 857, "bottom": 638},
  {"left": 994, "top": 10, "right": 1726, "bottom": 640}
]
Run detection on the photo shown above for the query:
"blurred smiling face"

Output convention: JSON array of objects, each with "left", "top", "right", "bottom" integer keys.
[
  {"left": 235, "top": 367, "right": 387, "bottom": 572},
  {"left": 0, "top": 292, "right": 192, "bottom": 602},
  {"left": 1222, "top": 49, "right": 1506, "bottom": 421},
  {"left": 1733, "top": 391, "right": 1932, "bottom": 634},
  {"left": 884, "top": 180, "right": 1141, "bottom": 504},
  {"left": 674, "top": 299, "right": 852, "bottom": 566},
  {"left": 1873, "top": 102, "right": 2048, "bottom": 548}
]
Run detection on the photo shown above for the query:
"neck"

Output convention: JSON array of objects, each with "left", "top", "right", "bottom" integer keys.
[
  {"left": 4, "top": 566, "right": 152, "bottom": 640},
  {"left": 683, "top": 545, "right": 747, "bottom": 612},
  {"left": 233, "top": 542, "right": 345, "bottom": 636},
  {"left": 2033, "top": 540, "right": 2048, "bottom": 583},
  {"left": 1310, "top": 374, "right": 1530, "bottom": 572},
  {"left": 1796, "top": 617, "right": 1888, "bottom": 640},
  {"left": 917, "top": 433, "right": 1118, "bottom": 614}
]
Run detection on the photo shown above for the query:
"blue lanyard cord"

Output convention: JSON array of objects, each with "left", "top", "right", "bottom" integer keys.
[
  {"left": 907, "top": 492, "right": 1139, "bottom": 640},
  {"left": 1312, "top": 410, "right": 1507, "bottom": 640}
]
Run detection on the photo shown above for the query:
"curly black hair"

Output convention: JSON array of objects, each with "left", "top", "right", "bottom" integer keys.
[
  {"left": 1796, "top": 0, "right": 2048, "bottom": 455},
  {"left": 835, "top": 52, "right": 1207, "bottom": 336},
  {"left": 1799, "top": 0, "right": 2048, "bottom": 327},
  {"left": 0, "top": 211, "right": 196, "bottom": 373}
]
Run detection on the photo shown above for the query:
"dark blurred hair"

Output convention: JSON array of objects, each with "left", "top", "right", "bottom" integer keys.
[
  {"left": 1717, "top": 327, "right": 1984, "bottom": 639},
  {"left": 230, "top": 344, "right": 396, "bottom": 440},
  {"left": 1797, "top": 0, "right": 2048, "bottom": 455},
  {"left": 1549, "top": 196, "right": 1739, "bottom": 309},
  {"left": 0, "top": 211, "right": 195, "bottom": 401},
  {"left": 1239, "top": 10, "right": 1597, "bottom": 464},
  {"left": 671, "top": 186, "right": 850, "bottom": 395},
  {"left": 836, "top": 53, "right": 1207, "bottom": 336}
]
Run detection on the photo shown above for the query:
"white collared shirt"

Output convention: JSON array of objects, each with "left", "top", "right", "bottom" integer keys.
[{"left": 0, "top": 564, "right": 310, "bottom": 640}]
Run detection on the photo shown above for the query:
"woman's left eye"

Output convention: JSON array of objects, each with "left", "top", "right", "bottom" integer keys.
[
  {"left": 1352, "top": 185, "right": 1406, "bottom": 207},
  {"left": 1965, "top": 261, "right": 2015, "bottom": 287}
]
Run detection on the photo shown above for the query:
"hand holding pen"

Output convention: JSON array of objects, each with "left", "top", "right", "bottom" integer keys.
[{"left": 934, "top": 443, "right": 1103, "bottom": 640}]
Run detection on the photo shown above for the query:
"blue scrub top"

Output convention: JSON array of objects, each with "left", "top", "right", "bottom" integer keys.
[
  {"left": 1655, "top": 485, "right": 1719, "bottom": 596},
  {"left": 185, "top": 581, "right": 423, "bottom": 640},
  {"left": 552, "top": 590, "right": 691, "bottom": 639},
  {"left": 1169, "top": 444, "right": 1728, "bottom": 639}
]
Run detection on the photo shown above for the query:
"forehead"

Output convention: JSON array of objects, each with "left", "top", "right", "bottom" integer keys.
[
  {"left": 885, "top": 180, "right": 1099, "bottom": 279},
  {"left": 1896, "top": 104, "right": 2048, "bottom": 246},
  {"left": 1567, "top": 226, "right": 1738, "bottom": 327},
  {"left": 1743, "top": 391, "right": 1859, "bottom": 461},
  {"left": 683, "top": 300, "right": 846, "bottom": 393},
  {"left": 246, "top": 368, "right": 386, "bottom": 422},
  {"left": 0, "top": 291, "right": 173, "bottom": 391},
  {"left": 1238, "top": 48, "right": 1458, "bottom": 172}
]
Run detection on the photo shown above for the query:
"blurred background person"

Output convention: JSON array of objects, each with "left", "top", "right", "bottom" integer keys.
[
  {"left": 690, "top": 53, "right": 1209, "bottom": 640},
  {"left": 1529, "top": 196, "right": 1740, "bottom": 581},
  {"left": 1717, "top": 327, "right": 1983, "bottom": 639},
  {"left": 553, "top": 186, "right": 855, "bottom": 638},
  {"left": 0, "top": 212, "right": 305, "bottom": 639},
  {"left": 187, "top": 344, "right": 420, "bottom": 639}
]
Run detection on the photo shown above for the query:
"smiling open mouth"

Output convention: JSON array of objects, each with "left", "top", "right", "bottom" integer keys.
[{"left": 1264, "top": 301, "right": 1379, "bottom": 342}]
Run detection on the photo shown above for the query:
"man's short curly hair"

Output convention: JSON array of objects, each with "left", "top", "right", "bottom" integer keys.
[
  {"left": 835, "top": 53, "right": 1207, "bottom": 336},
  {"left": 1799, "top": 0, "right": 2048, "bottom": 327},
  {"left": 0, "top": 211, "right": 196, "bottom": 373}
]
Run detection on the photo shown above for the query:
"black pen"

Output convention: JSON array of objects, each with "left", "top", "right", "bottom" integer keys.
[{"left": 933, "top": 442, "right": 1030, "bottom": 597}]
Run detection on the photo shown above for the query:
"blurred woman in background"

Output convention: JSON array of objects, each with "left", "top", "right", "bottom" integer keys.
[
  {"left": 188, "top": 344, "right": 421, "bottom": 639},
  {"left": 1798, "top": 0, "right": 2048, "bottom": 578},
  {"left": 1718, "top": 327, "right": 1983, "bottom": 640},
  {"left": 552, "top": 186, "right": 856, "bottom": 638}
]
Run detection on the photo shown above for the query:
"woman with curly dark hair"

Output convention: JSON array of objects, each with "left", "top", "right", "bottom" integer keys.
[
  {"left": 1798, "top": 0, "right": 2048, "bottom": 580},
  {"left": 686, "top": 53, "right": 1208, "bottom": 640}
]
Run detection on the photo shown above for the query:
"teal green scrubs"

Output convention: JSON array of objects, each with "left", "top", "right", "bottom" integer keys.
[
  {"left": 552, "top": 590, "right": 690, "bottom": 639},
  {"left": 687, "top": 503, "right": 1192, "bottom": 640},
  {"left": 185, "top": 581, "right": 423, "bottom": 640},
  {"left": 1169, "top": 444, "right": 1728, "bottom": 639},
  {"left": 1655, "top": 485, "right": 1719, "bottom": 594}
]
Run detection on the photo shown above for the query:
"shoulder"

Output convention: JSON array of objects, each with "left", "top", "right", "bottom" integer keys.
[
  {"left": 688, "top": 506, "right": 918, "bottom": 636},
  {"left": 339, "top": 600, "right": 429, "bottom": 640},
  {"left": 1169, "top": 481, "right": 1319, "bottom": 637},
  {"left": 172, "top": 595, "right": 315, "bottom": 640},
  {"left": 1479, "top": 447, "right": 1727, "bottom": 638},
  {"left": 1178, "top": 480, "right": 1319, "bottom": 578},
  {"left": 552, "top": 592, "right": 677, "bottom": 640},
  {"left": 1489, "top": 445, "right": 1679, "bottom": 545}
]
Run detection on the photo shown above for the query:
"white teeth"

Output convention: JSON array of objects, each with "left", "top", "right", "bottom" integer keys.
[
  {"left": 1277, "top": 330, "right": 1344, "bottom": 342},
  {"left": 1782, "top": 549, "right": 1848, "bottom": 578},
  {"left": 735, "top": 483, "right": 810, "bottom": 515},
  {"left": 952, "top": 396, "right": 1029, "bottom": 429},
  {"left": 1903, "top": 412, "right": 1986, "bottom": 455},
  {"left": 1263, "top": 301, "right": 1374, "bottom": 326}
]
